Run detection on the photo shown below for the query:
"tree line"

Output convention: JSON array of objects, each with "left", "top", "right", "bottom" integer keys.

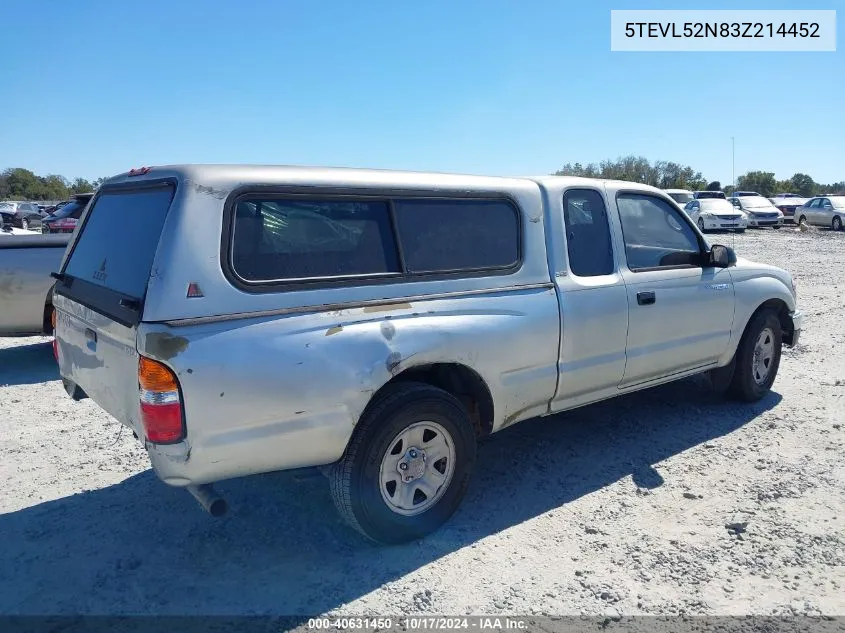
[
  {"left": 554, "top": 156, "right": 844, "bottom": 198},
  {"left": 0, "top": 168, "right": 107, "bottom": 202}
]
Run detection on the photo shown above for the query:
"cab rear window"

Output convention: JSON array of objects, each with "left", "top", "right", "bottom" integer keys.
[{"left": 63, "top": 185, "right": 174, "bottom": 300}]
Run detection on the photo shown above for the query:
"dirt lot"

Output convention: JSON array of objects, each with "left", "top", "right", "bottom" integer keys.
[{"left": 1, "top": 226, "right": 843, "bottom": 618}]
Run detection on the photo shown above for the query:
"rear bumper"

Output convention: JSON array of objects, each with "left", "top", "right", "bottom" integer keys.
[{"left": 144, "top": 415, "right": 351, "bottom": 487}]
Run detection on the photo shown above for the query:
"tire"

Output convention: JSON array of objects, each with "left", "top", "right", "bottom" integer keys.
[
  {"left": 798, "top": 215, "right": 807, "bottom": 226},
  {"left": 330, "top": 382, "right": 477, "bottom": 544},
  {"left": 697, "top": 218, "right": 706, "bottom": 233},
  {"left": 772, "top": 225, "right": 781, "bottom": 230},
  {"left": 21, "top": 218, "right": 29, "bottom": 230},
  {"left": 727, "top": 309, "right": 782, "bottom": 402},
  {"left": 735, "top": 229, "right": 746, "bottom": 234},
  {"left": 833, "top": 216, "right": 842, "bottom": 232}
]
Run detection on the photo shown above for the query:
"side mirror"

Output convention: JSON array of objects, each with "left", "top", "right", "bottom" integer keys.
[{"left": 709, "top": 244, "right": 737, "bottom": 268}]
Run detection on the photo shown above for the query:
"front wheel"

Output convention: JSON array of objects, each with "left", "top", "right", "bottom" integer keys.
[
  {"left": 330, "top": 382, "right": 477, "bottom": 544},
  {"left": 728, "top": 309, "right": 782, "bottom": 402},
  {"left": 833, "top": 216, "right": 843, "bottom": 232},
  {"left": 735, "top": 228, "right": 746, "bottom": 234},
  {"left": 798, "top": 215, "right": 807, "bottom": 226},
  {"left": 772, "top": 225, "right": 781, "bottom": 230},
  {"left": 697, "top": 218, "right": 706, "bottom": 233},
  {"left": 21, "top": 218, "right": 29, "bottom": 230}
]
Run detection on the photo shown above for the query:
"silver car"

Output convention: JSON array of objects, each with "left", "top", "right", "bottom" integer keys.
[
  {"left": 52, "top": 165, "right": 803, "bottom": 543},
  {"left": 729, "top": 196, "right": 784, "bottom": 229},
  {"left": 795, "top": 196, "right": 845, "bottom": 231}
]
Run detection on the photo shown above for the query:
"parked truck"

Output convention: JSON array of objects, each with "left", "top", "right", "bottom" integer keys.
[
  {"left": 52, "top": 165, "right": 802, "bottom": 543},
  {"left": 0, "top": 232, "right": 70, "bottom": 336}
]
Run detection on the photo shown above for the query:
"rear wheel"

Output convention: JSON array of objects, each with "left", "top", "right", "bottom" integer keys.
[
  {"left": 330, "top": 382, "right": 476, "bottom": 544},
  {"left": 728, "top": 309, "right": 782, "bottom": 402},
  {"left": 833, "top": 216, "right": 842, "bottom": 232}
]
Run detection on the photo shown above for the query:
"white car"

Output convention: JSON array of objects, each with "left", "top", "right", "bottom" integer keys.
[
  {"left": 684, "top": 199, "right": 748, "bottom": 233},
  {"left": 729, "top": 197, "right": 784, "bottom": 228},
  {"left": 664, "top": 189, "right": 695, "bottom": 207},
  {"left": 795, "top": 196, "right": 845, "bottom": 231}
]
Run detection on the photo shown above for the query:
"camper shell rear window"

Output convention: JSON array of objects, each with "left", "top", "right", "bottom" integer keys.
[
  {"left": 54, "top": 181, "right": 175, "bottom": 326},
  {"left": 224, "top": 191, "right": 522, "bottom": 291}
]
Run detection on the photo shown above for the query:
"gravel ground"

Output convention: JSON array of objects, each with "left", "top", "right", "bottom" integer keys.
[{"left": 1, "top": 226, "right": 844, "bottom": 618}]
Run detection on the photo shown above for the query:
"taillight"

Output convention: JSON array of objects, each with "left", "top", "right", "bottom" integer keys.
[{"left": 138, "top": 356, "right": 184, "bottom": 444}]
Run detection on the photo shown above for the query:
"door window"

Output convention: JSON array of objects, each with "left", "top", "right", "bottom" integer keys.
[{"left": 616, "top": 193, "right": 702, "bottom": 271}]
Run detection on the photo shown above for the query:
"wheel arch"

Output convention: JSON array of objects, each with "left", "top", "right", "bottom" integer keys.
[
  {"left": 743, "top": 298, "right": 795, "bottom": 347},
  {"left": 361, "top": 362, "right": 495, "bottom": 440}
]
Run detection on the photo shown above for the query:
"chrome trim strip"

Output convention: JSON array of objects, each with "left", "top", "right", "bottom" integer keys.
[{"left": 158, "top": 282, "right": 556, "bottom": 327}]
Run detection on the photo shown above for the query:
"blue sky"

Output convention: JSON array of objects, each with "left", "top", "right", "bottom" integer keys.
[{"left": 1, "top": 0, "right": 842, "bottom": 184}]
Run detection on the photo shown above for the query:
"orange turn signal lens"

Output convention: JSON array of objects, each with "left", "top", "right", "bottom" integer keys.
[{"left": 139, "top": 356, "right": 179, "bottom": 392}]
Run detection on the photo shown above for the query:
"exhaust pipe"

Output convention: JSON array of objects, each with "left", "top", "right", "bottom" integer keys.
[{"left": 186, "top": 484, "right": 228, "bottom": 517}]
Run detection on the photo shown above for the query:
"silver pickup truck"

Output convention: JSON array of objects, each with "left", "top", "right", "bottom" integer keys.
[
  {"left": 52, "top": 165, "right": 802, "bottom": 543},
  {"left": 0, "top": 231, "right": 70, "bottom": 336}
]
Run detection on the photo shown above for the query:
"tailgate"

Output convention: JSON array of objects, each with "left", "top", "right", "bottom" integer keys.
[
  {"left": 54, "top": 294, "right": 142, "bottom": 433},
  {"left": 52, "top": 181, "right": 176, "bottom": 432}
]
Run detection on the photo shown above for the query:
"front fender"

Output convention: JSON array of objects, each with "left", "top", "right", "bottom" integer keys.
[{"left": 719, "top": 268, "right": 797, "bottom": 365}]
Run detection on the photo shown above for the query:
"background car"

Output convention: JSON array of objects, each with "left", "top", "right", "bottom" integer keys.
[
  {"left": 41, "top": 193, "right": 93, "bottom": 234},
  {"left": 729, "top": 196, "right": 784, "bottom": 228},
  {"left": 0, "top": 201, "right": 44, "bottom": 230},
  {"left": 684, "top": 198, "right": 747, "bottom": 233},
  {"left": 693, "top": 191, "right": 727, "bottom": 200},
  {"left": 664, "top": 189, "right": 695, "bottom": 207},
  {"left": 768, "top": 193, "right": 808, "bottom": 223},
  {"left": 795, "top": 196, "right": 845, "bottom": 231}
]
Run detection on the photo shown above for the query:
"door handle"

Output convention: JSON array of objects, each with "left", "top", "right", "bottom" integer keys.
[{"left": 637, "top": 291, "right": 656, "bottom": 306}]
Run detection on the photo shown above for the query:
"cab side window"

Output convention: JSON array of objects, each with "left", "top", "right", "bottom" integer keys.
[
  {"left": 616, "top": 193, "right": 702, "bottom": 271},
  {"left": 562, "top": 189, "right": 614, "bottom": 277}
]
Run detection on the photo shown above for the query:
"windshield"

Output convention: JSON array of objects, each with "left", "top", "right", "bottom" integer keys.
[
  {"left": 695, "top": 191, "right": 725, "bottom": 199},
  {"left": 700, "top": 199, "right": 734, "bottom": 212},
  {"left": 668, "top": 192, "right": 694, "bottom": 204},
  {"left": 744, "top": 198, "right": 775, "bottom": 209}
]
